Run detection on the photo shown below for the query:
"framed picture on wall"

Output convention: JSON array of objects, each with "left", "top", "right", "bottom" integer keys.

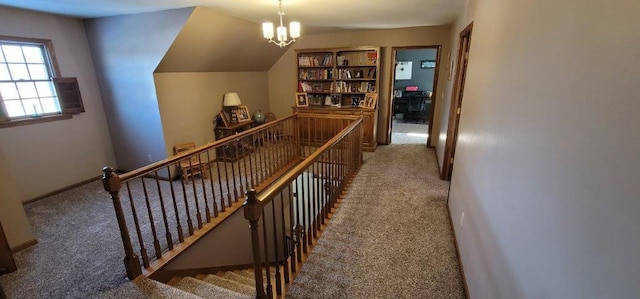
[{"left": 420, "top": 60, "right": 436, "bottom": 69}]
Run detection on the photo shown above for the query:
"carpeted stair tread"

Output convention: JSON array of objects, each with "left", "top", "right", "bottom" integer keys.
[
  {"left": 173, "top": 276, "right": 253, "bottom": 299},
  {"left": 202, "top": 274, "right": 256, "bottom": 296},
  {"left": 223, "top": 271, "right": 257, "bottom": 287},
  {"left": 96, "top": 277, "right": 204, "bottom": 299}
]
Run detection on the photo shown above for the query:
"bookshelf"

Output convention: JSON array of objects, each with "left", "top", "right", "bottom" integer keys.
[{"left": 295, "top": 47, "right": 380, "bottom": 151}]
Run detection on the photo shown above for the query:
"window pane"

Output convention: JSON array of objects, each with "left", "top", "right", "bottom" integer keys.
[
  {"left": 0, "top": 82, "right": 19, "bottom": 99},
  {"left": 22, "top": 46, "right": 44, "bottom": 63},
  {"left": 16, "top": 81, "right": 37, "bottom": 98},
  {"left": 0, "top": 48, "right": 4, "bottom": 62},
  {"left": 36, "top": 81, "right": 55, "bottom": 97},
  {"left": 0, "top": 63, "right": 9, "bottom": 80},
  {"left": 8, "top": 63, "right": 29, "bottom": 80},
  {"left": 22, "top": 98, "right": 39, "bottom": 115},
  {"left": 2, "top": 45, "right": 24, "bottom": 63},
  {"left": 4, "top": 99, "right": 24, "bottom": 117},
  {"left": 28, "top": 64, "right": 48, "bottom": 80},
  {"left": 41, "top": 97, "right": 59, "bottom": 113}
]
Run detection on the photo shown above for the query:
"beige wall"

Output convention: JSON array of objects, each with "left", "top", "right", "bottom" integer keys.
[
  {"left": 84, "top": 8, "right": 192, "bottom": 171},
  {"left": 0, "top": 7, "right": 115, "bottom": 202},
  {"left": 446, "top": 0, "right": 640, "bottom": 297},
  {"left": 0, "top": 146, "right": 34, "bottom": 248},
  {"left": 154, "top": 72, "right": 270, "bottom": 157},
  {"left": 267, "top": 26, "right": 451, "bottom": 146}
]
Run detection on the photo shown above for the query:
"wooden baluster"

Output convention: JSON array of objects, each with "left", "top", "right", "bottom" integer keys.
[
  {"left": 299, "top": 174, "right": 308, "bottom": 254},
  {"left": 288, "top": 184, "right": 297, "bottom": 273},
  {"left": 197, "top": 155, "right": 211, "bottom": 223},
  {"left": 312, "top": 162, "right": 318, "bottom": 239},
  {"left": 261, "top": 130, "right": 268, "bottom": 181},
  {"left": 154, "top": 170, "right": 173, "bottom": 250},
  {"left": 248, "top": 134, "right": 256, "bottom": 188},
  {"left": 306, "top": 169, "right": 313, "bottom": 247},
  {"left": 221, "top": 145, "right": 233, "bottom": 207},
  {"left": 206, "top": 151, "right": 219, "bottom": 218},
  {"left": 179, "top": 167, "right": 194, "bottom": 236},
  {"left": 141, "top": 178, "right": 162, "bottom": 259},
  {"left": 166, "top": 167, "right": 184, "bottom": 243},
  {"left": 243, "top": 190, "right": 266, "bottom": 299},
  {"left": 271, "top": 192, "right": 282, "bottom": 295},
  {"left": 261, "top": 214, "right": 273, "bottom": 299},
  {"left": 125, "top": 182, "right": 150, "bottom": 268},
  {"left": 214, "top": 149, "right": 226, "bottom": 213},
  {"left": 242, "top": 141, "right": 249, "bottom": 195},
  {"left": 189, "top": 158, "right": 203, "bottom": 229},
  {"left": 102, "top": 167, "right": 142, "bottom": 279},
  {"left": 280, "top": 190, "right": 290, "bottom": 283},
  {"left": 241, "top": 142, "right": 249, "bottom": 194},
  {"left": 230, "top": 142, "right": 239, "bottom": 202}
]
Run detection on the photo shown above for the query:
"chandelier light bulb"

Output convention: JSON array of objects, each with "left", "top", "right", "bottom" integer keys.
[{"left": 262, "top": 0, "right": 300, "bottom": 48}]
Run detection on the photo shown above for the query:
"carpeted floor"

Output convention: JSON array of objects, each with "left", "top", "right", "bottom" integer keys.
[
  {"left": 391, "top": 119, "right": 429, "bottom": 144},
  {"left": 286, "top": 144, "right": 465, "bottom": 298},
  {"left": 0, "top": 144, "right": 464, "bottom": 298}
]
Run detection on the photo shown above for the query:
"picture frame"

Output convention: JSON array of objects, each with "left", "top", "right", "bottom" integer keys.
[
  {"left": 329, "top": 94, "right": 342, "bottom": 107},
  {"left": 234, "top": 105, "right": 251, "bottom": 122},
  {"left": 219, "top": 110, "right": 231, "bottom": 127},
  {"left": 295, "top": 92, "right": 309, "bottom": 107},
  {"left": 420, "top": 60, "right": 436, "bottom": 69},
  {"left": 361, "top": 93, "right": 378, "bottom": 109}
]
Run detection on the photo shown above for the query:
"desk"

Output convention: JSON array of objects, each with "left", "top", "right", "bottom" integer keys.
[{"left": 214, "top": 121, "right": 255, "bottom": 162}]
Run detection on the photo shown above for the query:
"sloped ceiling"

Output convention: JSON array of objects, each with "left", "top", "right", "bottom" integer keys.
[{"left": 156, "top": 6, "right": 287, "bottom": 72}]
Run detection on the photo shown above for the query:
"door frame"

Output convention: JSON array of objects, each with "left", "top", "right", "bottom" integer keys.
[
  {"left": 442, "top": 22, "right": 473, "bottom": 180},
  {"left": 385, "top": 45, "right": 442, "bottom": 148}
]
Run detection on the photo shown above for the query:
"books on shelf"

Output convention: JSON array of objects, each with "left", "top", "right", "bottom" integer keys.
[
  {"left": 298, "top": 53, "right": 333, "bottom": 67},
  {"left": 299, "top": 69, "right": 333, "bottom": 80}
]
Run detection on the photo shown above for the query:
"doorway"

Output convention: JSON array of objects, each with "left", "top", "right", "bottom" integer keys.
[
  {"left": 388, "top": 46, "right": 441, "bottom": 146},
  {"left": 442, "top": 23, "right": 473, "bottom": 180}
]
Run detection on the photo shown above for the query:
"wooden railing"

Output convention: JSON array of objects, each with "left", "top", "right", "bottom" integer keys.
[
  {"left": 102, "top": 114, "right": 359, "bottom": 280},
  {"left": 243, "top": 117, "right": 364, "bottom": 298}
]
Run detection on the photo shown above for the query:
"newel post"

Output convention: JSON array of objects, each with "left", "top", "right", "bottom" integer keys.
[
  {"left": 102, "top": 167, "right": 142, "bottom": 280},
  {"left": 243, "top": 189, "right": 267, "bottom": 299}
]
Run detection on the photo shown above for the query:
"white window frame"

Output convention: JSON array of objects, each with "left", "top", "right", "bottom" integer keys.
[{"left": 0, "top": 35, "right": 74, "bottom": 127}]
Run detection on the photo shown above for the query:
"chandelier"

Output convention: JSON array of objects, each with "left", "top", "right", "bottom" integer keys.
[{"left": 262, "top": 0, "right": 300, "bottom": 48}]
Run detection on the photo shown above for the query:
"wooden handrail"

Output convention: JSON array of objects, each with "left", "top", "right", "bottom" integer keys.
[
  {"left": 119, "top": 115, "right": 296, "bottom": 182},
  {"left": 256, "top": 117, "right": 362, "bottom": 206},
  {"left": 243, "top": 116, "right": 364, "bottom": 297}
]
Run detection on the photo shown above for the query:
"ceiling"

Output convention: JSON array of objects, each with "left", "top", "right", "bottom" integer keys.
[{"left": 0, "top": 0, "right": 465, "bottom": 33}]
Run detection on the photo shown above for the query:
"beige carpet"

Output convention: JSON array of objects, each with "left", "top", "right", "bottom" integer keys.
[
  {"left": 0, "top": 144, "right": 463, "bottom": 298},
  {"left": 286, "top": 144, "right": 465, "bottom": 298},
  {"left": 391, "top": 120, "right": 429, "bottom": 144}
]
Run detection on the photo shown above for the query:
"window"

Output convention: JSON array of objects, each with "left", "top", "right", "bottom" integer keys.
[{"left": 0, "top": 35, "right": 82, "bottom": 127}]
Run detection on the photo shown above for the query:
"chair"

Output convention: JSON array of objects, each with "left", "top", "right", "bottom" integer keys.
[
  {"left": 405, "top": 95, "right": 427, "bottom": 123},
  {"left": 174, "top": 142, "right": 209, "bottom": 183}
]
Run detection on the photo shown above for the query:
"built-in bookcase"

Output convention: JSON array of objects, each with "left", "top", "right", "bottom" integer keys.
[
  {"left": 296, "top": 47, "right": 380, "bottom": 108},
  {"left": 294, "top": 47, "right": 380, "bottom": 151}
]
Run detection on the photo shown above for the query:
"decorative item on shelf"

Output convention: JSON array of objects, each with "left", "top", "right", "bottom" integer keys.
[
  {"left": 295, "top": 92, "right": 309, "bottom": 107},
  {"left": 252, "top": 109, "right": 265, "bottom": 124},
  {"left": 360, "top": 93, "right": 378, "bottom": 109},
  {"left": 234, "top": 105, "right": 251, "bottom": 123},
  {"left": 351, "top": 96, "right": 363, "bottom": 107},
  {"left": 330, "top": 94, "right": 342, "bottom": 107},
  {"left": 262, "top": 0, "right": 300, "bottom": 48},
  {"left": 219, "top": 110, "right": 231, "bottom": 127}
]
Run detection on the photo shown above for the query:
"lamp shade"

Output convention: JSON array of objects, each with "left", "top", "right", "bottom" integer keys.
[
  {"left": 290, "top": 22, "right": 301, "bottom": 38},
  {"left": 223, "top": 92, "right": 242, "bottom": 106},
  {"left": 262, "top": 22, "right": 274, "bottom": 39}
]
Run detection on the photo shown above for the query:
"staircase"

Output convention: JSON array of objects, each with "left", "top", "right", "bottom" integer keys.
[{"left": 105, "top": 270, "right": 275, "bottom": 299}]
